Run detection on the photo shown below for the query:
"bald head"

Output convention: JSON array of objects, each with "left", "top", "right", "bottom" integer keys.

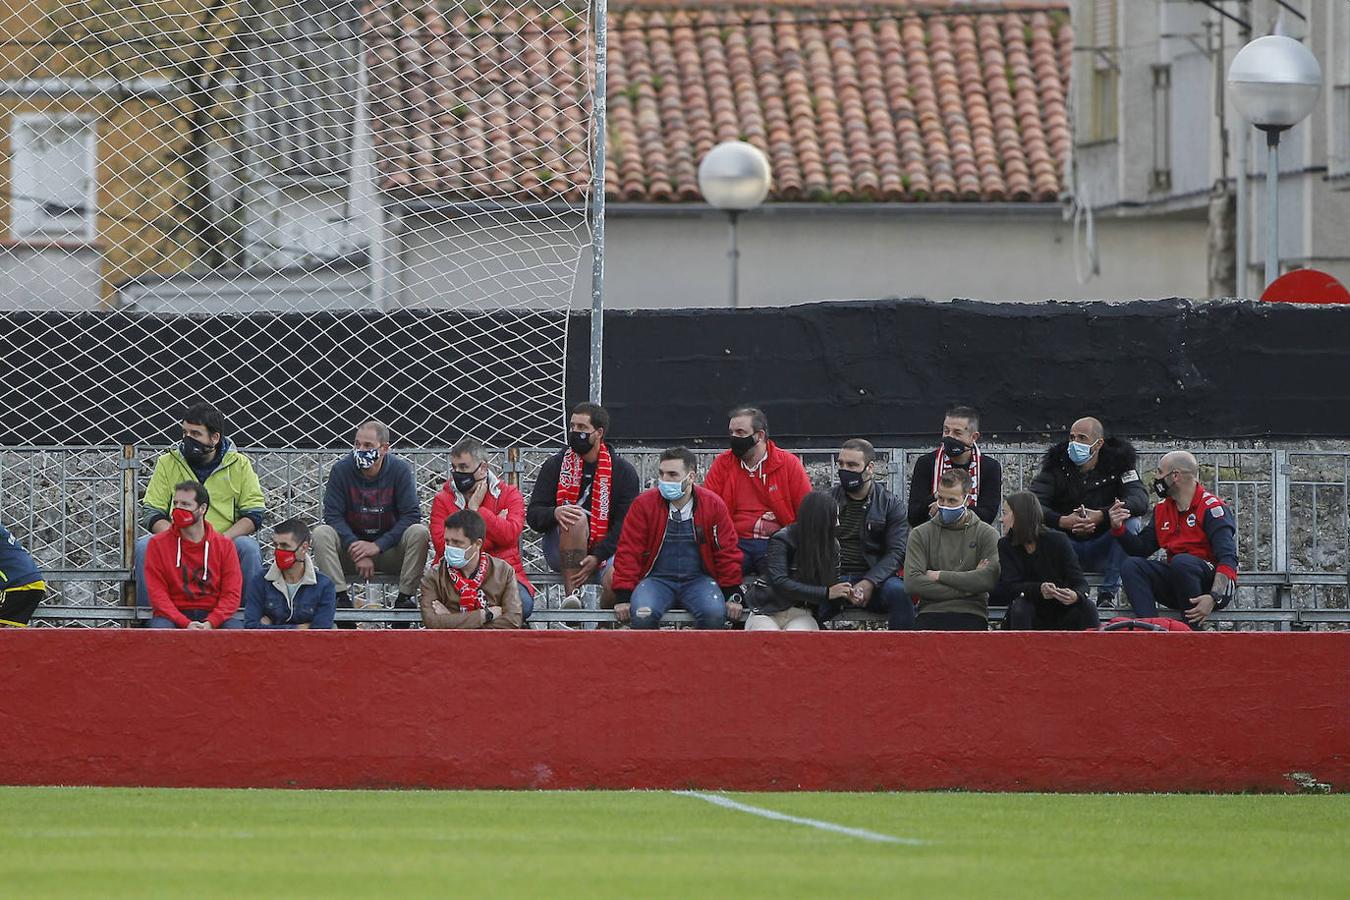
[
  {"left": 1071, "top": 417, "right": 1104, "bottom": 442},
  {"left": 1160, "top": 450, "right": 1198, "bottom": 477}
]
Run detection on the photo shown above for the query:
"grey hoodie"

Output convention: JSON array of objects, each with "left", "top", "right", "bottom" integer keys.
[{"left": 903, "top": 509, "right": 1001, "bottom": 619}]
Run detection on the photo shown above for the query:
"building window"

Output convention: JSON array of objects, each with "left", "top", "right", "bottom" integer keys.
[
  {"left": 1331, "top": 7, "right": 1350, "bottom": 179},
  {"left": 1086, "top": 0, "right": 1119, "bottom": 142},
  {"left": 9, "top": 114, "right": 97, "bottom": 242},
  {"left": 1151, "top": 64, "right": 1172, "bottom": 193}
]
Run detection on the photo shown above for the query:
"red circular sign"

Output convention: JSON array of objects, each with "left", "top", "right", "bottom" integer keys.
[{"left": 1260, "top": 269, "right": 1350, "bottom": 304}]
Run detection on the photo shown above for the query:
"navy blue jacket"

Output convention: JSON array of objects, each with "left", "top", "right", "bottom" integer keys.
[{"left": 322, "top": 453, "right": 421, "bottom": 551}]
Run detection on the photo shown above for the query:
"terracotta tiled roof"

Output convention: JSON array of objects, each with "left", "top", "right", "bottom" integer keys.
[{"left": 365, "top": 2, "right": 1071, "bottom": 203}]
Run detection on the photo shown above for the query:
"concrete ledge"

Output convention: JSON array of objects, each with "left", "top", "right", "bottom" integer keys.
[{"left": 0, "top": 631, "right": 1345, "bottom": 792}]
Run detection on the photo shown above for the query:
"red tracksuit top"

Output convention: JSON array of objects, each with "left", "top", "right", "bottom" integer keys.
[
  {"left": 1114, "top": 484, "right": 1239, "bottom": 583},
  {"left": 703, "top": 441, "right": 812, "bottom": 540},
  {"left": 144, "top": 522, "right": 243, "bottom": 627}
]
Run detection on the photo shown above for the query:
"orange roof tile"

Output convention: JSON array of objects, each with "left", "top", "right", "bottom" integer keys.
[{"left": 365, "top": 1, "right": 1071, "bottom": 203}]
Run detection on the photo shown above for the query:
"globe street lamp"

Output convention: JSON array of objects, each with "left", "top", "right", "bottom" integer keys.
[
  {"left": 697, "top": 141, "right": 771, "bottom": 307},
  {"left": 1226, "top": 30, "right": 1322, "bottom": 290}
]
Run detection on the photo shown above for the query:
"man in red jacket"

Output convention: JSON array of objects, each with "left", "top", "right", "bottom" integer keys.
[
  {"left": 612, "top": 447, "right": 743, "bottom": 629},
  {"left": 430, "top": 437, "right": 534, "bottom": 618},
  {"left": 144, "top": 481, "right": 243, "bottom": 629},
  {"left": 703, "top": 406, "right": 812, "bottom": 578}
]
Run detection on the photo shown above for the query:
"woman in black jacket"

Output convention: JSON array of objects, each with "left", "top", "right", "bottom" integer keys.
[
  {"left": 749, "top": 492, "right": 852, "bottom": 631},
  {"left": 998, "top": 491, "right": 1099, "bottom": 630}
]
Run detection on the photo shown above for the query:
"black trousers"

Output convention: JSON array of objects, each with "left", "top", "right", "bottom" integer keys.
[
  {"left": 1005, "top": 595, "right": 1101, "bottom": 631},
  {"left": 0, "top": 587, "right": 45, "bottom": 626},
  {"left": 915, "top": 611, "right": 988, "bottom": 631}
]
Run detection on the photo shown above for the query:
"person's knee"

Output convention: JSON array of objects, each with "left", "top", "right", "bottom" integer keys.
[
  {"left": 402, "top": 524, "right": 430, "bottom": 547},
  {"left": 1171, "top": 553, "right": 1207, "bottom": 574},
  {"left": 1121, "top": 556, "right": 1147, "bottom": 577},
  {"left": 233, "top": 536, "right": 261, "bottom": 561},
  {"left": 311, "top": 525, "right": 338, "bottom": 548},
  {"left": 629, "top": 603, "right": 660, "bottom": 629},
  {"left": 877, "top": 576, "right": 907, "bottom": 606}
]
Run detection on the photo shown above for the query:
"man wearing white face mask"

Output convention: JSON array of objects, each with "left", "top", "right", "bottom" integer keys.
[
  {"left": 904, "top": 468, "right": 1001, "bottom": 630},
  {"left": 312, "top": 419, "right": 430, "bottom": 623},
  {"left": 419, "top": 510, "right": 522, "bottom": 629},
  {"left": 611, "top": 447, "right": 743, "bottom": 629},
  {"left": 1029, "top": 417, "right": 1149, "bottom": 606}
]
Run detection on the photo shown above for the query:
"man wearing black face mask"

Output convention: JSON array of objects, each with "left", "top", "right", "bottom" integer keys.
[
  {"left": 430, "top": 437, "right": 534, "bottom": 618},
  {"left": 818, "top": 439, "right": 914, "bottom": 630},
  {"left": 1109, "top": 450, "right": 1238, "bottom": 629},
  {"left": 906, "top": 405, "right": 1003, "bottom": 528},
  {"left": 134, "top": 402, "right": 265, "bottom": 611},
  {"left": 704, "top": 406, "right": 812, "bottom": 578},
  {"left": 526, "top": 402, "right": 640, "bottom": 613}
]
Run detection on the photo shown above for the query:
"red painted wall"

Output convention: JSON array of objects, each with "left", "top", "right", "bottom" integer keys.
[{"left": 1, "top": 632, "right": 1346, "bottom": 792}]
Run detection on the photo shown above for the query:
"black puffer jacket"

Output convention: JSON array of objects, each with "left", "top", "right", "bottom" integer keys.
[{"left": 1029, "top": 437, "right": 1150, "bottom": 540}]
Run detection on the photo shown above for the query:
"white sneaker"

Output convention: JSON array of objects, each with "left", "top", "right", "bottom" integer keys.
[{"left": 560, "top": 593, "right": 583, "bottom": 610}]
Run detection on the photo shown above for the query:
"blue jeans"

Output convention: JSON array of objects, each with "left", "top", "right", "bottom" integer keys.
[
  {"left": 135, "top": 533, "right": 262, "bottom": 608},
  {"left": 820, "top": 574, "right": 915, "bottom": 630},
  {"left": 1120, "top": 553, "right": 1215, "bottom": 627},
  {"left": 629, "top": 575, "right": 726, "bottom": 630},
  {"left": 519, "top": 580, "right": 534, "bottom": 620},
  {"left": 738, "top": 538, "right": 769, "bottom": 577},
  {"left": 1071, "top": 517, "right": 1142, "bottom": 594},
  {"left": 148, "top": 608, "right": 244, "bottom": 629}
]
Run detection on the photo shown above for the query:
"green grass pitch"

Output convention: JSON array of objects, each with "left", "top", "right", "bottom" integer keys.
[{"left": 1, "top": 788, "right": 1346, "bottom": 898}]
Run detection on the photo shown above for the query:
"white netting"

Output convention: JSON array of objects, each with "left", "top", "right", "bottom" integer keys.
[{"left": 0, "top": 0, "right": 593, "bottom": 448}]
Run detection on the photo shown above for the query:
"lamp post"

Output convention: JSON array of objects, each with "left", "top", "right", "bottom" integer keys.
[
  {"left": 1226, "top": 30, "right": 1322, "bottom": 290},
  {"left": 697, "top": 141, "right": 771, "bottom": 307}
]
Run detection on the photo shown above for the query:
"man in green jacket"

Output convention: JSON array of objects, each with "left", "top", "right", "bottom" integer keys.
[
  {"left": 904, "top": 468, "right": 1000, "bottom": 630},
  {"left": 134, "top": 403, "right": 266, "bottom": 609}
]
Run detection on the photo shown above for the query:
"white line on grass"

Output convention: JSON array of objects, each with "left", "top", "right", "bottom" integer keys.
[{"left": 673, "top": 791, "right": 927, "bottom": 846}]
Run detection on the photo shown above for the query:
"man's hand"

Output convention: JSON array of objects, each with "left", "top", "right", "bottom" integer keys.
[
  {"left": 1186, "top": 593, "right": 1216, "bottom": 625},
  {"left": 466, "top": 479, "right": 488, "bottom": 511},
  {"left": 555, "top": 504, "right": 586, "bottom": 530},
  {"left": 613, "top": 602, "right": 631, "bottom": 624},
  {"left": 1108, "top": 499, "right": 1130, "bottom": 531},
  {"left": 1053, "top": 587, "right": 1079, "bottom": 606},
  {"left": 1083, "top": 508, "right": 1106, "bottom": 527},
  {"left": 927, "top": 500, "right": 939, "bottom": 519},
  {"left": 566, "top": 555, "right": 599, "bottom": 593},
  {"left": 976, "top": 559, "right": 991, "bottom": 570},
  {"left": 925, "top": 570, "right": 942, "bottom": 582},
  {"left": 296, "top": 623, "right": 310, "bottom": 630},
  {"left": 487, "top": 606, "right": 503, "bottom": 622},
  {"left": 1040, "top": 581, "right": 1058, "bottom": 599},
  {"left": 726, "top": 600, "right": 744, "bottom": 621},
  {"left": 260, "top": 615, "right": 273, "bottom": 625},
  {"left": 187, "top": 620, "right": 211, "bottom": 630},
  {"left": 827, "top": 582, "right": 853, "bottom": 601},
  {"left": 355, "top": 557, "right": 376, "bottom": 580},
  {"left": 348, "top": 540, "right": 380, "bottom": 562},
  {"left": 850, "top": 579, "right": 875, "bottom": 607}
]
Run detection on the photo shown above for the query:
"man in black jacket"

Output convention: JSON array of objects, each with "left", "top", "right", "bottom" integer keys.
[
  {"left": 907, "top": 405, "right": 1002, "bottom": 528},
  {"left": 526, "top": 402, "right": 641, "bottom": 612},
  {"left": 1029, "top": 417, "right": 1149, "bottom": 605},
  {"left": 820, "top": 438, "right": 914, "bottom": 630}
]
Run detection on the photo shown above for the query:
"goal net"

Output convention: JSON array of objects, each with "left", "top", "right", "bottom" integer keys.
[{"left": 0, "top": 0, "right": 593, "bottom": 450}]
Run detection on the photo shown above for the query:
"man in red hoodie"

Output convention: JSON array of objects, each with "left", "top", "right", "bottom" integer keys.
[
  {"left": 703, "top": 407, "right": 812, "bottom": 578},
  {"left": 612, "top": 447, "right": 743, "bottom": 629},
  {"left": 429, "top": 437, "right": 534, "bottom": 618},
  {"left": 144, "top": 481, "right": 243, "bottom": 629}
]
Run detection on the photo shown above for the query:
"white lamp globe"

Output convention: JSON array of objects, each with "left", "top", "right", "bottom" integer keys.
[
  {"left": 1227, "top": 34, "right": 1322, "bottom": 130},
  {"left": 697, "top": 141, "right": 772, "bottom": 211}
]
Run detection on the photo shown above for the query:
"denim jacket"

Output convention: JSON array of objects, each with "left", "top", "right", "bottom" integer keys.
[{"left": 244, "top": 560, "right": 337, "bottom": 629}]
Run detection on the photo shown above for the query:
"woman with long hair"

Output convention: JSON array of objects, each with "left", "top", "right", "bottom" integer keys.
[
  {"left": 748, "top": 492, "right": 852, "bottom": 631},
  {"left": 998, "top": 491, "right": 1097, "bottom": 630}
]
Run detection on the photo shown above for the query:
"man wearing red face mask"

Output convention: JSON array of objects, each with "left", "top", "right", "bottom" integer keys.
[
  {"left": 243, "top": 518, "right": 336, "bottom": 629},
  {"left": 143, "top": 481, "right": 244, "bottom": 629}
]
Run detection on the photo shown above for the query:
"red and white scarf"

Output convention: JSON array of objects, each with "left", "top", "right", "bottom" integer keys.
[
  {"left": 449, "top": 552, "right": 491, "bottom": 611},
  {"left": 556, "top": 442, "right": 613, "bottom": 545},
  {"left": 932, "top": 444, "right": 981, "bottom": 508}
]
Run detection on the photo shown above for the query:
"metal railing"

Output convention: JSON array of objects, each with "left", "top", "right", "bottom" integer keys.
[{"left": 6, "top": 443, "right": 1347, "bottom": 628}]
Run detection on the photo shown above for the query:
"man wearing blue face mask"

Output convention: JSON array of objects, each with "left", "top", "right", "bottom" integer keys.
[
  {"left": 610, "top": 447, "right": 743, "bottom": 629},
  {"left": 312, "top": 419, "right": 429, "bottom": 625},
  {"left": 904, "top": 468, "right": 1001, "bottom": 630},
  {"left": 1028, "top": 416, "right": 1150, "bottom": 607}
]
